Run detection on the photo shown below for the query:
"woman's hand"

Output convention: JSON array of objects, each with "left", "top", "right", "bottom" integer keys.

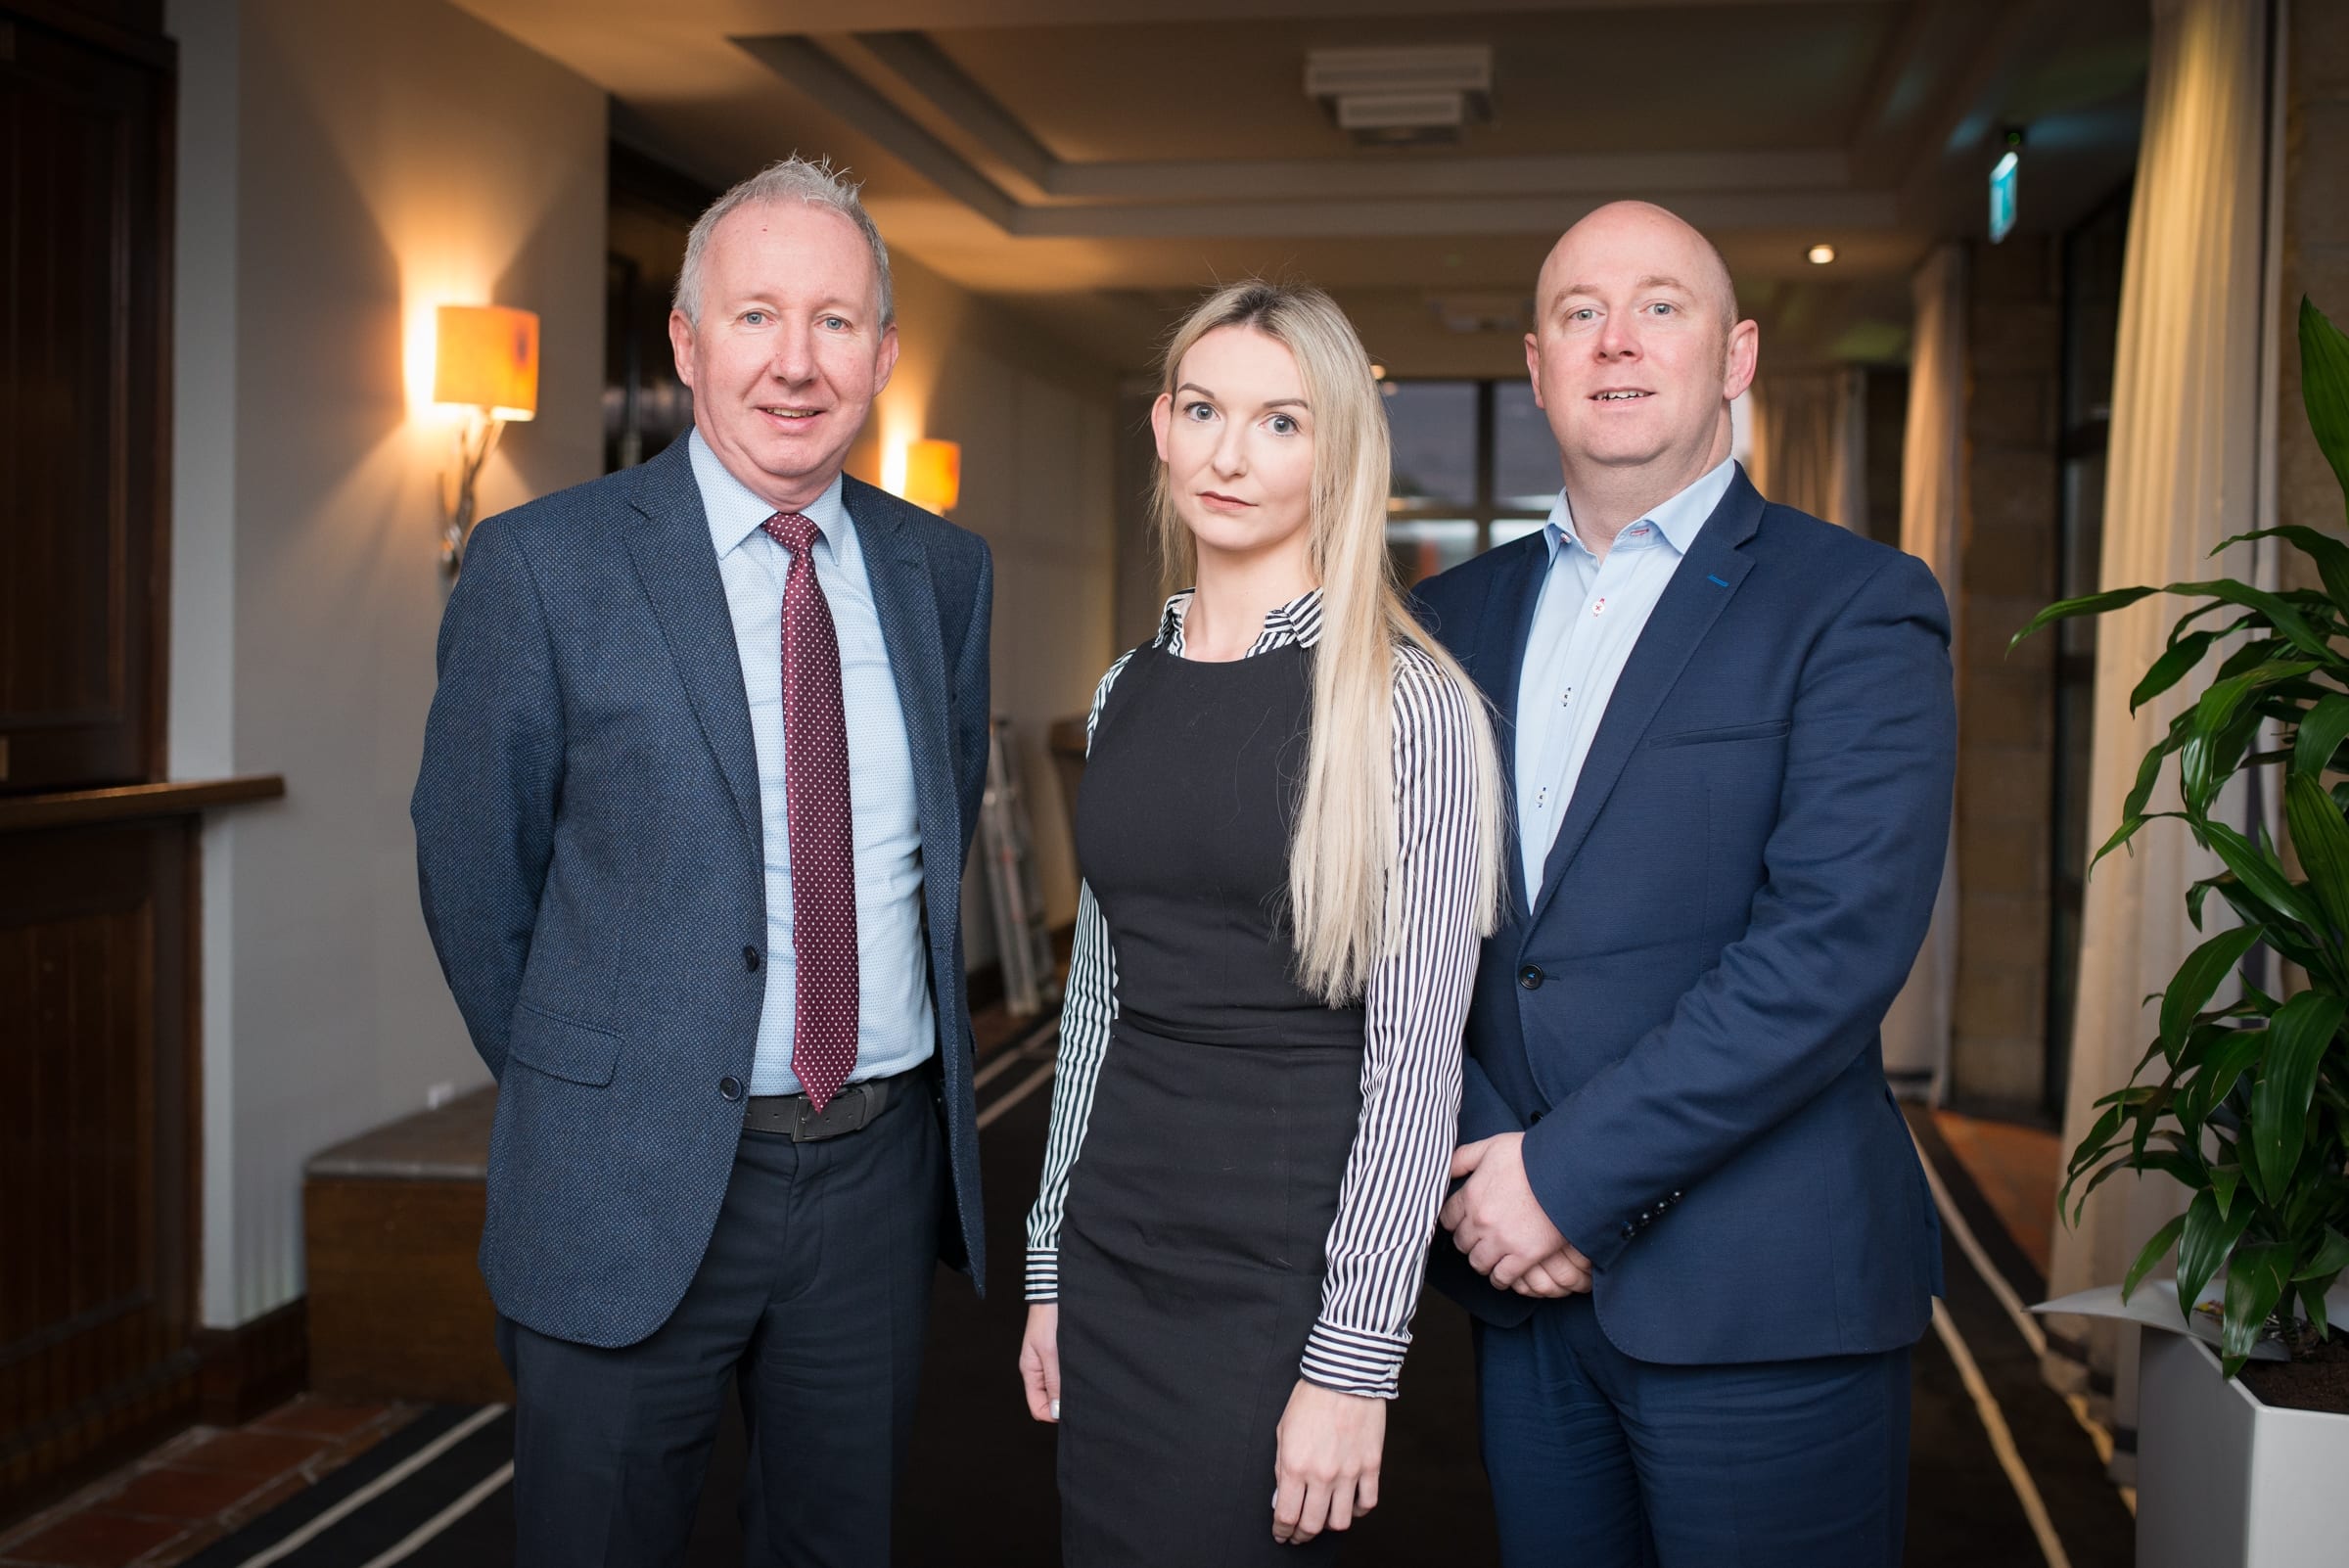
[
  {"left": 1018, "top": 1303, "right": 1062, "bottom": 1422},
  {"left": 1271, "top": 1379, "right": 1385, "bottom": 1545}
]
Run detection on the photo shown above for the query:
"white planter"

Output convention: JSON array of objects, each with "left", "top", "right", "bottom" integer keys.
[{"left": 2137, "top": 1329, "right": 2349, "bottom": 1568}]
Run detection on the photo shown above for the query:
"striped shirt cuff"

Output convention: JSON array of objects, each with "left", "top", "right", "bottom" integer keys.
[
  {"left": 1025, "top": 1248, "right": 1060, "bottom": 1302},
  {"left": 1299, "top": 1318, "right": 1410, "bottom": 1400}
]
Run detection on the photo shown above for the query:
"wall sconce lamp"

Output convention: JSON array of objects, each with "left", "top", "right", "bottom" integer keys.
[
  {"left": 899, "top": 438, "right": 962, "bottom": 515},
  {"left": 434, "top": 303, "right": 539, "bottom": 574}
]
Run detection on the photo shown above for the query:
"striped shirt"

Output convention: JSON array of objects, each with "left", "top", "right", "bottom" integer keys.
[{"left": 1024, "top": 587, "right": 1487, "bottom": 1400}]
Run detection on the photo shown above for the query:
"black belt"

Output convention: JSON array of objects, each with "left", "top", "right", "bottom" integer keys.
[{"left": 743, "top": 1066, "right": 917, "bottom": 1142}]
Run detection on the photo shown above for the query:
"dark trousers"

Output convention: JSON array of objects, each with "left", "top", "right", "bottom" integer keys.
[
  {"left": 499, "top": 1083, "right": 944, "bottom": 1568},
  {"left": 1475, "top": 1295, "right": 1911, "bottom": 1568}
]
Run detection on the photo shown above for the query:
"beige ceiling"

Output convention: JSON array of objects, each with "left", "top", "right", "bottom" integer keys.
[{"left": 453, "top": 0, "right": 2149, "bottom": 377}]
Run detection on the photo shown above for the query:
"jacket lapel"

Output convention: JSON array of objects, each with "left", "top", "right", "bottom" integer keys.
[
  {"left": 622, "top": 438, "right": 763, "bottom": 854},
  {"left": 845, "top": 481, "right": 954, "bottom": 854},
  {"left": 1525, "top": 472, "right": 1765, "bottom": 932},
  {"left": 1476, "top": 536, "right": 1549, "bottom": 926}
]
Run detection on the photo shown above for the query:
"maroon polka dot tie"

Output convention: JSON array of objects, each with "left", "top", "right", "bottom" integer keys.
[{"left": 762, "top": 512, "right": 859, "bottom": 1113}]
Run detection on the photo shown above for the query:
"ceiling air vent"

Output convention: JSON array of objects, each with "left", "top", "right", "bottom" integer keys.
[{"left": 1306, "top": 46, "right": 1493, "bottom": 147}]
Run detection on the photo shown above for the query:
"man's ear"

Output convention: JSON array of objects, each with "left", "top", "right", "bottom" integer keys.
[
  {"left": 1723, "top": 318, "right": 1760, "bottom": 401},
  {"left": 1149, "top": 392, "right": 1173, "bottom": 463},
  {"left": 1523, "top": 332, "right": 1545, "bottom": 410},
  {"left": 668, "top": 309, "right": 698, "bottom": 392},
  {"left": 873, "top": 322, "right": 901, "bottom": 396}
]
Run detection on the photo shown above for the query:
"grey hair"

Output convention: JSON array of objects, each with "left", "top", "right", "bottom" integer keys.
[{"left": 673, "top": 156, "right": 894, "bottom": 328}]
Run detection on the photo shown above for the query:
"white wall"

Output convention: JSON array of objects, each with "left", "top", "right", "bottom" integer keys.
[{"left": 168, "top": 0, "right": 607, "bottom": 1326}]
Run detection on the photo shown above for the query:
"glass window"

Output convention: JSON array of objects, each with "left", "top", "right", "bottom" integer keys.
[
  {"left": 1385, "top": 382, "right": 1477, "bottom": 510},
  {"left": 1386, "top": 520, "right": 1479, "bottom": 586},
  {"left": 1493, "top": 382, "right": 1562, "bottom": 511},
  {"left": 1381, "top": 378, "right": 1552, "bottom": 576}
]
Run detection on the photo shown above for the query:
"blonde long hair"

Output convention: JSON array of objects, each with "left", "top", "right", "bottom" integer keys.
[{"left": 1150, "top": 282, "right": 1506, "bottom": 1003}]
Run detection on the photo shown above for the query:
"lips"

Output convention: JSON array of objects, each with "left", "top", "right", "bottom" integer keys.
[
  {"left": 1197, "top": 490, "right": 1253, "bottom": 508},
  {"left": 759, "top": 404, "right": 824, "bottom": 422},
  {"left": 1591, "top": 389, "right": 1652, "bottom": 401}
]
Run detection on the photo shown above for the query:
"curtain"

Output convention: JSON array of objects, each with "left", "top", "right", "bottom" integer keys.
[
  {"left": 1880, "top": 245, "right": 1967, "bottom": 1099},
  {"left": 1748, "top": 368, "right": 1866, "bottom": 531},
  {"left": 2042, "top": 0, "right": 2276, "bottom": 1452}
]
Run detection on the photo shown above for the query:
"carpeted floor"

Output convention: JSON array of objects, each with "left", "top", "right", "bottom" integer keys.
[{"left": 176, "top": 1035, "right": 2135, "bottom": 1566}]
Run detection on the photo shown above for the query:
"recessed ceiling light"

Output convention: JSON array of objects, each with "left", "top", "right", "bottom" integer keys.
[{"left": 1808, "top": 244, "right": 1836, "bottom": 265}]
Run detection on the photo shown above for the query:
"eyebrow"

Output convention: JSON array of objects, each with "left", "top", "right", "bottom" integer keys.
[{"left": 1174, "top": 381, "right": 1309, "bottom": 410}]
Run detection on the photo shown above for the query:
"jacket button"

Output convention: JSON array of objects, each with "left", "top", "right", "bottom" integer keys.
[
  {"left": 1518, "top": 965, "right": 1543, "bottom": 990},
  {"left": 1621, "top": 1221, "right": 1637, "bottom": 1240},
  {"left": 719, "top": 1076, "right": 744, "bottom": 1101},
  {"left": 743, "top": 946, "right": 761, "bottom": 972},
  {"left": 1528, "top": 1109, "right": 1544, "bottom": 1126}
]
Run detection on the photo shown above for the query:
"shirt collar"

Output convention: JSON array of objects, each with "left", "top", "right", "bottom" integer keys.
[
  {"left": 1155, "top": 586, "right": 1325, "bottom": 653},
  {"left": 689, "top": 427, "right": 852, "bottom": 561},
  {"left": 1544, "top": 455, "right": 1739, "bottom": 564}
]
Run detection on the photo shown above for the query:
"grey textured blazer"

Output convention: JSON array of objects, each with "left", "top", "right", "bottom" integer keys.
[{"left": 412, "top": 433, "right": 994, "bottom": 1349}]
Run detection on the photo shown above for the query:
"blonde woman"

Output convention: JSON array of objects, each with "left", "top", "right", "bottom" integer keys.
[{"left": 1017, "top": 282, "right": 1504, "bottom": 1564}]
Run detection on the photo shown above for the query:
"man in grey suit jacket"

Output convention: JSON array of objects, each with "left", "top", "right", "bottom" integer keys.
[{"left": 412, "top": 157, "right": 992, "bottom": 1568}]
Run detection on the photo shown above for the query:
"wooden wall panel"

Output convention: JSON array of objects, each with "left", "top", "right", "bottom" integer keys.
[
  {"left": 0, "top": 8, "right": 171, "bottom": 792},
  {"left": 0, "top": 822, "right": 196, "bottom": 1517}
]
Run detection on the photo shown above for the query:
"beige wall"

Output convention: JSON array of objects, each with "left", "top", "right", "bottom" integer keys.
[
  {"left": 846, "top": 254, "right": 1123, "bottom": 957},
  {"left": 1951, "top": 236, "right": 2063, "bottom": 1111},
  {"left": 167, "top": 0, "right": 608, "bottom": 1326}
]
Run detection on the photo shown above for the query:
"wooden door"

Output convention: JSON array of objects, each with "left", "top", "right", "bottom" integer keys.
[{"left": 0, "top": 1, "right": 194, "bottom": 1523}]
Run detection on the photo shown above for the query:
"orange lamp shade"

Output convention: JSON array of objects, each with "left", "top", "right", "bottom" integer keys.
[
  {"left": 434, "top": 304, "right": 539, "bottom": 422},
  {"left": 902, "top": 438, "right": 961, "bottom": 514}
]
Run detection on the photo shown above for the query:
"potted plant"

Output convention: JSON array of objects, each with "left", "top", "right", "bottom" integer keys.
[{"left": 2015, "top": 298, "right": 2349, "bottom": 1567}]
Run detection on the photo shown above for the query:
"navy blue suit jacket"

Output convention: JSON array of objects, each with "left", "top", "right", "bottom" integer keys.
[
  {"left": 412, "top": 434, "right": 993, "bottom": 1349},
  {"left": 1413, "top": 468, "right": 1951, "bottom": 1364}
]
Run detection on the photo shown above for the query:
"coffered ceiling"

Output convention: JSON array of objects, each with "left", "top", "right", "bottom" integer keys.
[{"left": 453, "top": 0, "right": 2150, "bottom": 376}]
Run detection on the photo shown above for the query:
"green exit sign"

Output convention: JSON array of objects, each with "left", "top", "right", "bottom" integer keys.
[{"left": 1990, "top": 151, "right": 2019, "bottom": 244}]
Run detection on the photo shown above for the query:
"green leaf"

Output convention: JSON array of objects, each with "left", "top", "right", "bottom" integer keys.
[
  {"left": 2199, "top": 818, "right": 2327, "bottom": 930},
  {"left": 2159, "top": 925, "right": 2264, "bottom": 1059},
  {"left": 2300, "top": 297, "right": 2349, "bottom": 514},
  {"left": 2248, "top": 991, "right": 2345, "bottom": 1202},
  {"left": 2295, "top": 693, "right": 2349, "bottom": 779},
  {"left": 2286, "top": 771, "right": 2349, "bottom": 938},
  {"left": 2210, "top": 1161, "right": 2242, "bottom": 1220},
  {"left": 2010, "top": 585, "right": 2160, "bottom": 650},
  {"left": 2133, "top": 631, "right": 2221, "bottom": 713},
  {"left": 2123, "top": 1213, "right": 2188, "bottom": 1301},
  {"left": 2223, "top": 1242, "right": 2293, "bottom": 1373},
  {"left": 2179, "top": 1187, "right": 2257, "bottom": 1324},
  {"left": 2292, "top": 1225, "right": 2349, "bottom": 1282},
  {"left": 2222, "top": 525, "right": 2349, "bottom": 613},
  {"left": 2166, "top": 579, "right": 2339, "bottom": 664},
  {"left": 2303, "top": 1282, "right": 2332, "bottom": 1342}
]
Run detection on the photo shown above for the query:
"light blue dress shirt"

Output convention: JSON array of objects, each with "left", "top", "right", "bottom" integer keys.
[
  {"left": 1514, "top": 457, "right": 1739, "bottom": 899},
  {"left": 689, "top": 430, "right": 935, "bottom": 1095}
]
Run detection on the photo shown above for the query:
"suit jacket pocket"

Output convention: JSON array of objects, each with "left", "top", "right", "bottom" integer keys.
[
  {"left": 1647, "top": 717, "right": 1791, "bottom": 750},
  {"left": 508, "top": 1001, "right": 623, "bottom": 1086}
]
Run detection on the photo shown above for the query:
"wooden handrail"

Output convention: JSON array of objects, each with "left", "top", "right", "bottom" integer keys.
[{"left": 0, "top": 775, "right": 286, "bottom": 832}]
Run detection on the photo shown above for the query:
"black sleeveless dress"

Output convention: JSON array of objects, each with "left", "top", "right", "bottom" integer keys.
[{"left": 1055, "top": 639, "right": 1362, "bottom": 1566}]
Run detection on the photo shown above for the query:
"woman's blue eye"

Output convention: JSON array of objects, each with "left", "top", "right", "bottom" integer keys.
[
  {"left": 1184, "top": 401, "right": 1216, "bottom": 421},
  {"left": 1268, "top": 415, "right": 1299, "bottom": 436}
]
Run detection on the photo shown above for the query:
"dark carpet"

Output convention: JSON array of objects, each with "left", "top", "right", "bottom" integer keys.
[{"left": 186, "top": 1047, "right": 2135, "bottom": 1566}]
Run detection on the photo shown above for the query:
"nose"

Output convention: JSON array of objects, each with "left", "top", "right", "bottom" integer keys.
[
  {"left": 1210, "top": 418, "right": 1250, "bottom": 477},
  {"left": 768, "top": 319, "right": 816, "bottom": 384},
  {"left": 1595, "top": 312, "right": 1640, "bottom": 361}
]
